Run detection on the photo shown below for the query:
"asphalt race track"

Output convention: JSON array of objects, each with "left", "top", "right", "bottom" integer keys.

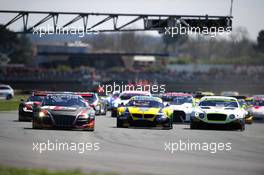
[{"left": 0, "top": 111, "right": 264, "bottom": 175}]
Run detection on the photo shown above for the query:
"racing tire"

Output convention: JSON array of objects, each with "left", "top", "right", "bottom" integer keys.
[
  {"left": 162, "top": 125, "right": 173, "bottom": 130},
  {"left": 6, "top": 94, "right": 12, "bottom": 100},
  {"left": 111, "top": 110, "right": 117, "bottom": 117},
  {"left": 84, "top": 128, "right": 94, "bottom": 132},
  {"left": 239, "top": 124, "right": 245, "bottom": 131},
  {"left": 162, "top": 119, "right": 173, "bottom": 130},
  {"left": 116, "top": 118, "right": 123, "bottom": 128},
  {"left": 101, "top": 106, "right": 107, "bottom": 115},
  {"left": 18, "top": 115, "right": 24, "bottom": 122},
  {"left": 32, "top": 122, "right": 41, "bottom": 129},
  {"left": 190, "top": 121, "right": 200, "bottom": 130}
]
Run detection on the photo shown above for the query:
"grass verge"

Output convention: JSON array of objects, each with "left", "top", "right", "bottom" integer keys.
[
  {"left": 0, "top": 166, "right": 118, "bottom": 175},
  {"left": 0, "top": 95, "right": 28, "bottom": 111}
]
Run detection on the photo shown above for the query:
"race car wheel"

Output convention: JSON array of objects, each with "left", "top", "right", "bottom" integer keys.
[
  {"left": 190, "top": 122, "right": 200, "bottom": 130},
  {"left": 116, "top": 118, "right": 123, "bottom": 128},
  {"left": 111, "top": 110, "right": 117, "bottom": 117},
  {"left": 6, "top": 94, "right": 12, "bottom": 100},
  {"left": 18, "top": 115, "right": 24, "bottom": 122},
  {"left": 84, "top": 128, "right": 94, "bottom": 131},
  {"left": 239, "top": 124, "right": 245, "bottom": 131},
  {"left": 32, "top": 122, "right": 41, "bottom": 129},
  {"left": 101, "top": 106, "right": 107, "bottom": 115},
  {"left": 162, "top": 119, "right": 173, "bottom": 130}
]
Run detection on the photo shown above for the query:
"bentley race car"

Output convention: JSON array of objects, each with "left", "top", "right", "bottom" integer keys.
[
  {"left": 116, "top": 96, "right": 173, "bottom": 129},
  {"left": 190, "top": 96, "right": 246, "bottom": 131},
  {"left": 32, "top": 94, "right": 95, "bottom": 131}
]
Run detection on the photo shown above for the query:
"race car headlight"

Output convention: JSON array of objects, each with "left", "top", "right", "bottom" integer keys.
[
  {"left": 199, "top": 113, "right": 205, "bottom": 119},
  {"left": 124, "top": 111, "right": 130, "bottom": 118},
  {"left": 157, "top": 112, "right": 166, "bottom": 118},
  {"left": 229, "top": 114, "right": 235, "bottom": 119},
  {"left": 113, "top": 102, "right": 119, "bottom": 108},
  {"left": 79, "top": 114, "right": 89, "bottom": 119},
  {"left": 23, "top": 104, "right": 33, "bottom": 112},
  {"left": 39, "top": 110, "right": 48, "bottom": 118}
]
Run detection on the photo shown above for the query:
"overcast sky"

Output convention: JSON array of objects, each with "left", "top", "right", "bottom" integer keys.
[{"left": 0, "top": 0, "right": 263, "bottom": 40}]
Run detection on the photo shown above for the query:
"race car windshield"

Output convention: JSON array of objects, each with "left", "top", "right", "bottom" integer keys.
[
  {"left": 81, "top": 95, "right": 96, "bottom": 103},
  {"left": 161, "top": 96, "right": 173, "bottom": 102},
  {"left": 199, "top": 100, "right": 238, "bottom": 108},
  {"left": 171, "top": 96, "right": 192, "bottom": 105},
  {"left": 120, "top": 93, "right": 147, "bottom": 100},
  {"left": 27, "top": 96, "right": 43, "bottom": 102},
  {"left": 254, "top": 100, "right": 264, "bottom": 106},
  {"left": 112, "top": 93, "right": 119, "bottom": 98},
  {"left": 42, "top": 95, "right": 87, "bottom": 107},
  {"left": 238, "top": 100, "right": 247, "bottom": 106},
  {"left": 128, "top": 100, "right": 163, "bottom": 108}
]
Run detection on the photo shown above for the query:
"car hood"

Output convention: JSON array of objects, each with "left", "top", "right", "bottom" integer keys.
[
  {"left": 25, "top": 101, "right": 42, "bottom": 106},
  {"left": 197, "top": 106, "right": 240, "bottom": 115},
  {"left": 127, "top": 107, "right": 161, "bottom": 114},
  {"left": 169, "top": 103, "right": 193, "bottom": 110},
  {"left": 41, "top": 106, "right": 85, "bottom": 116}
]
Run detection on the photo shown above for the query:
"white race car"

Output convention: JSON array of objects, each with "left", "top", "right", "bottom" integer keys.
[
  {"left": 248, "top": 97, "right": 264, "bottom": 120},
  {"left": 111, "top": 91, "right": 151, "bottom": 117},
  {"left": 190, "top": 96, "right": 246, "bottom": 131},
  {"left": 165, "top": 93, "right": 194, "bottom": 122}
]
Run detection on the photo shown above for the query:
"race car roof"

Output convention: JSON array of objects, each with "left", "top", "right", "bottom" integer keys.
[
  {"left": 130, "top": 96, "right": 162, "bottom": 102},
  {"left": 163, "top": 92, "right": 192, "bottom": 97},
  {"left": 120, "top": 91, "right": 151, "bottom": 95},
  {"left": 200, "top": 96, "right": 237, "bottom": 101},
  {"left": 76, "top": 92, "right": 96, "bottom": 97}
]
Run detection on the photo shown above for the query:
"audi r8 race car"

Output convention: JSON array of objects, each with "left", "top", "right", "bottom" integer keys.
[
  {"left": 32, "top": 94, "right": 95, "bottom": 131},
  {"left": 77, "top": 92, "right": 107, "bottom": 115},
  {"left": 116, "top": 96, "right": 173, "bottom": 129},
  {"left": 111, "top": 91, "right": 151, "bottom": 117},
  {"left": 166, "top": 93, "right": 194, "bottom": 122},
  {"left": 190, "top": 96, "right": 246, "bottom": 131},
  {"left": 18, "top": 91, "right": 46, "bottom": 121},
  {"left": 248, "top": 97, "right": 264, "bottom": 120}
]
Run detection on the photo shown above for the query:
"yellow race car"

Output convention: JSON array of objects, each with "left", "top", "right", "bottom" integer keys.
[
  {"left": 237, "top": 98, "right": 253, "bottom": 124},
  {"left": 116, "top": 96, "right": 173, "bottom": 129},
  {"left": 194, "top": 91, "right": 215, "bottom": 105}
]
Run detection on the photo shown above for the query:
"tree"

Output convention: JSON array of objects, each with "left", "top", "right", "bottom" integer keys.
[
  {"left": 257, "top": 30, "right": 264, "bottom": 53},
  {"left": 162, "top": 32, "right": 188, "bottom": 56},
  {"left": 0, "top": 25, "right": 33, "bottom": 65}
]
